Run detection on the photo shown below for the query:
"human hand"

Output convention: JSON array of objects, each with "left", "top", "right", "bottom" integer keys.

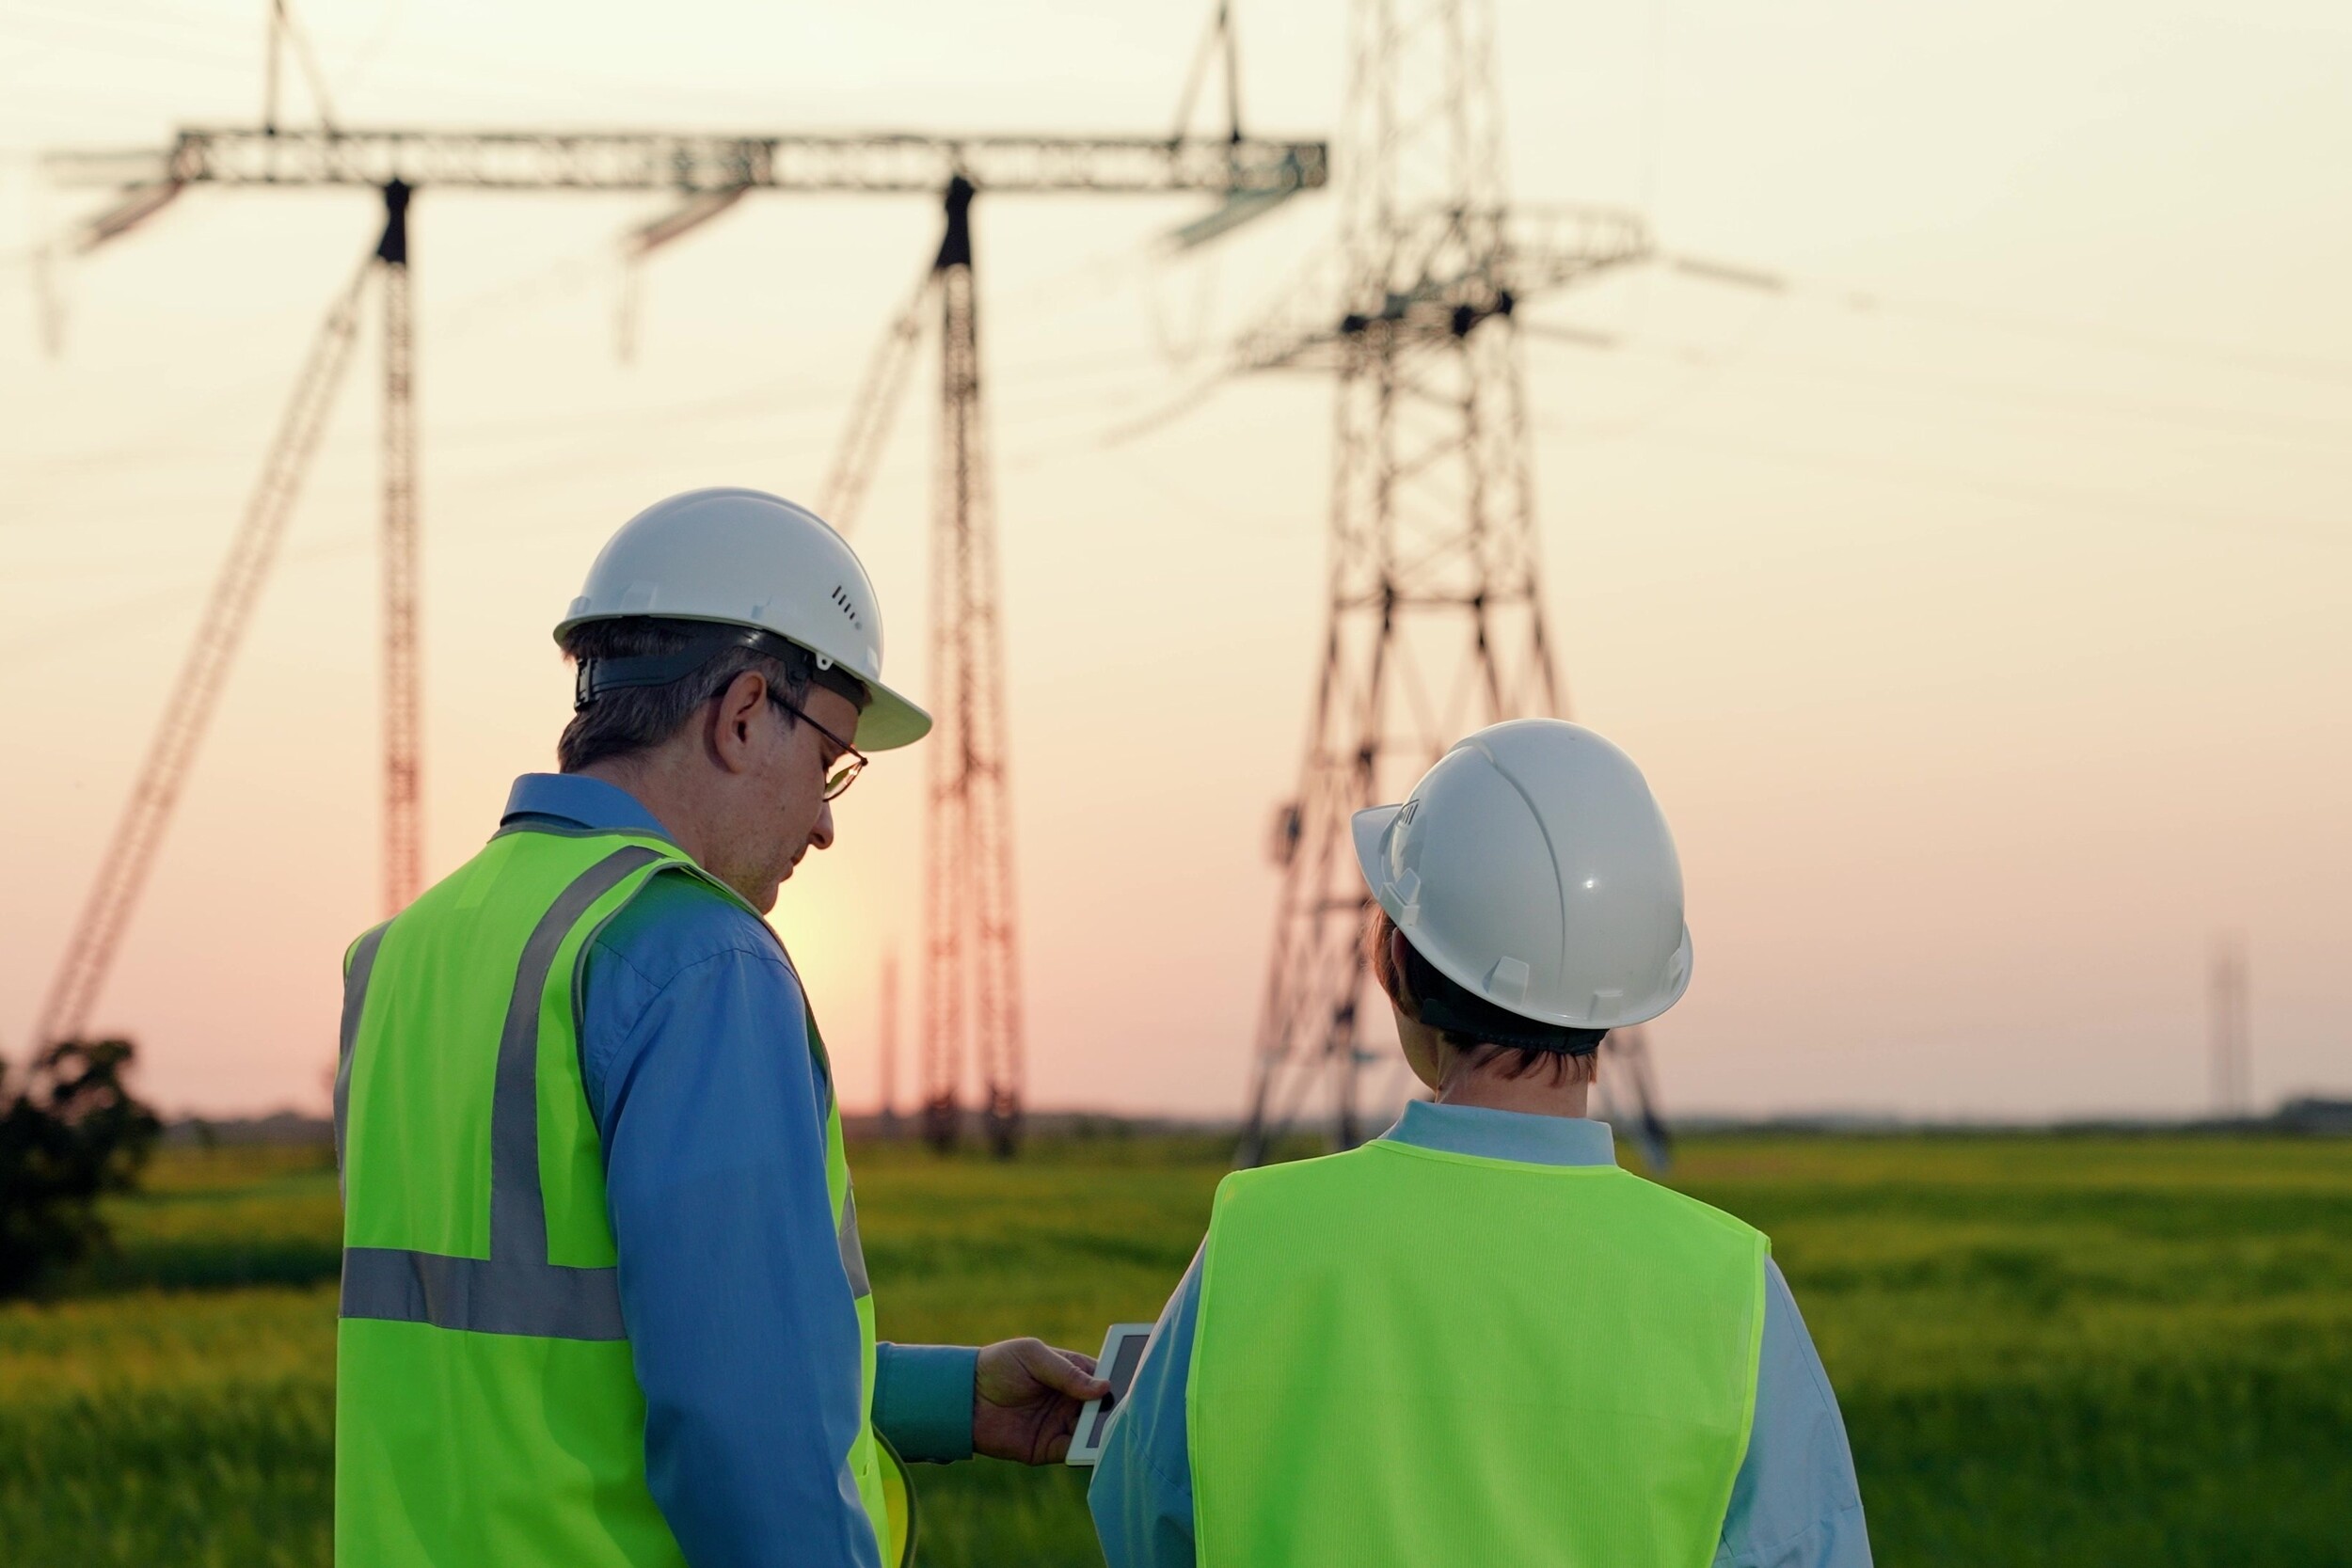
[{"left": 972, "top": 1338, "right": 1111, "bottom": 1465}]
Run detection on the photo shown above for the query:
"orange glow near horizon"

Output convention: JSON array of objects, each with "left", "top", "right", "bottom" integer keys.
[{"left": 2, "top": 0, "right": 2346, "bottom": 1125}]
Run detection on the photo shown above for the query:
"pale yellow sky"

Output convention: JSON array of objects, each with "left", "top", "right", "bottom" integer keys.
[{"left": 2, "top": 0, "right": 2346, "bottom": 1121}]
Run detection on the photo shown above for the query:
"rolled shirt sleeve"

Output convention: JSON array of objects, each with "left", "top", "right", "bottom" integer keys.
[{"left": 583, "top": 875, "right": 881, "bottom": 1568}]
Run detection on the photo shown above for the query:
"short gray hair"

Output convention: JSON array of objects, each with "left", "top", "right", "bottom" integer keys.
[{"left": 557, "top": 618, "right": 813, "bottom": 773}]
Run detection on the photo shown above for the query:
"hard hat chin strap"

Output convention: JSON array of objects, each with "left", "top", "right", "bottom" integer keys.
[{"left": 574, "top": 624, "right": 869, "bottom": 713}]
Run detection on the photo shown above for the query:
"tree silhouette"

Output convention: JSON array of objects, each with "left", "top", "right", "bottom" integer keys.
[{"left": 0, "top": 1038, "right": 161, "bottom": 1297}]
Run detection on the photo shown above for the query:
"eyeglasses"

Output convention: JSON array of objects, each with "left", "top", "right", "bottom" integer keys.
[{"left": 768, "top": 693, "right": 868, "bottom": 800}]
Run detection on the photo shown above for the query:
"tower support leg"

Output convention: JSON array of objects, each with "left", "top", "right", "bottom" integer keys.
[
  {"left": 377, "top": 180, "right": 421, "bottom": 915},
  {"left": 922, "top": 176, "right": 1027, "bottom": 1158}
]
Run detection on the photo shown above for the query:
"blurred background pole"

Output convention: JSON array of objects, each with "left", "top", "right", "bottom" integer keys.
[
  {"left": 2210, "top": 933, "right": 2249, "bottom": 1119},
  {"left": 377, "top": 180, "right": 421, "bottom": 917},
  {"left": 879, "top": 950, "right": 899, "bottom": 1134}
]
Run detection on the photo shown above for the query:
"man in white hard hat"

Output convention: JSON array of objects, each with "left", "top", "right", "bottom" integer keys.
[
  {"left": 334, "top": 488, "right": 1105, "bottom": 1568},
  {"left": 1091, "top": 719, "right": 1871, "bottom": 1568}
]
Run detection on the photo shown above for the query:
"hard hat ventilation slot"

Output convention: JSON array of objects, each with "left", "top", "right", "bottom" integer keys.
[
  {"left": 1391, "top": 868, "right": 1422, "bottom": 927},
  {"left": 829, "top": 584, "right": 864, "bottom": 627},
  {"left": 1484, "top": 957, "right": 1530, "bottom": 1006}
]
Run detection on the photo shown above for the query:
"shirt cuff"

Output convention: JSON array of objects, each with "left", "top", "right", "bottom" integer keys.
[{"left": 873, "top": 1342, "right": 977, "bottom": 1464}]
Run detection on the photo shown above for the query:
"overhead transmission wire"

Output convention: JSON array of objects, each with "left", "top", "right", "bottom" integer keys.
[
  {"left": 8, "top": 159, "right": 1168, "bottom": 496},
  {"left": 1562, "top": 417, "right": 2351, "bottom": 551},
  {"left": 3, "top": 339, "right": 1158, "bottom": 510},
  {"left": 1830, "top": 288, "right": 2352, "bottom": 393},
  {"left": 0, "top": 526, "right": 373, "bottom": 667},
  {"left": 0, "top": 0, "right": 256, "bottom": 71},
  {"left": 1526, "top": 323, "right": 2352, "bottom": 450},
  {"left": 1665, "top": 258, "right": 2352, "bottom": 389},
  {"left": 0, "top": 330, "right": 1170, "bottom": 632},
  {"left": 0, "top": 0, "right": 813, "bottom": 120},
  {"left": 1076, "top": 255, "right": 2352, "bottom": 477},
  {"left": 1519, "top": 325, "right": 2347, "bottom": 548},
  {"left": 29, "top": 249, "right": 370, "bottom": 1045}
]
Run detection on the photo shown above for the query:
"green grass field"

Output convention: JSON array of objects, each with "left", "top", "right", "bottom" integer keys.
[{"left": 3, "top": 1132, "right": 2347, "bottom": 1566}]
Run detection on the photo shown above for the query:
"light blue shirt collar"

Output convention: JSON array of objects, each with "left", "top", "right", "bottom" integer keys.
[
  {"left": 501, "top": 772, "right": 674, "bottom": 841},
  {"left": 1378, "top": 1100, "right": 1618, "bottom": 1167}
]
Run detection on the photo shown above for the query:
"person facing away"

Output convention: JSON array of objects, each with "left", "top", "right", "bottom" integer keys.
[
  {"left": 1090, "top": 719, "right": 1871, "bottom": 1568},
  {"left": 333, "top": 487, "right": 1107, "bottom": 1568}
]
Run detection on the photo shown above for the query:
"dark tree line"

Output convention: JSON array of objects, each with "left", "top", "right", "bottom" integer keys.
[{"left": 0, "top": 1038, "right": 160, "bottom": 1297}]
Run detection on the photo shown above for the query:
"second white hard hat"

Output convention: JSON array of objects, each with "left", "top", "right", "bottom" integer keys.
[
  {"left": 555, "top": 487, "right": 931, "bottom": 751},
  {"left": 1351, "top": 719, "right": 1692, "bottom": 1031}
]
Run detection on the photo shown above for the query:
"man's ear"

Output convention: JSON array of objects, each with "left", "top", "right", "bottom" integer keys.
[
  {"left": 1386, "top": 930, "right": 1424, "bottom": 1022},
  {"left": 706, "top": 670, "right": 770, "bottom": 774}
]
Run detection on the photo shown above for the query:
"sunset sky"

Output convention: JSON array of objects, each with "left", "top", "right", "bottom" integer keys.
[{"left": 2, "top": 0, "right": 2346, "bottom": 1124}]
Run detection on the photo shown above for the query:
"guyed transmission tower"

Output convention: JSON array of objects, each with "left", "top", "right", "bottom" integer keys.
[
  {"left": 31, "top": 8, "right": 1326, "bottom": 1160},
  {"left": 1234, "top": 0, "right": 1672, "bottom": 1165},
  {"left": 32, "top": 180, "right": 418, "bottom": 1047},
  {"left": 819, "top": 179, "right": 1026, "bottom": 1154},
  {"left": 812, "top": 4, "right": 1291, "bottom": 1154}
]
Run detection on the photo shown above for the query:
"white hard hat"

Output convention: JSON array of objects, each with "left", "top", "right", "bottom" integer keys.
[
  {"left": 555, "top": 487, "right": 931, "bottom": 751},
  {"left": 1351, "top": 719, "right": 1692, "bottom": 1031}
]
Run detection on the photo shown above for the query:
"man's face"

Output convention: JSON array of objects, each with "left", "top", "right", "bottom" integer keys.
[{"left": 735, "top": 681, "right": 861, "bottom": 912}]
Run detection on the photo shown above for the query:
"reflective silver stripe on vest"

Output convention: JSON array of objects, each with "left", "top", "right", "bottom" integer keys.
[
  {"left": 342, "top": 1246, "right": 628, "bottom": 1339},
  {"left": 838, "top": 1188, "right": 871, "bottom": 1300},
  {"left": 340, "top": 844, "right": 664, "bottom": 1339},
  {"left": 334, "top": 922, "right": 391, "bottom": 1201},
  {"left": 802, "top": 999, "right": 867, "bottom": 1300}
]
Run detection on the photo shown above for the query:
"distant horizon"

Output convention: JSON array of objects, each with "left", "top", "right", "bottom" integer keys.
[{"left": 151, "top": 1091, "right": 2352, "bottom": 1135}]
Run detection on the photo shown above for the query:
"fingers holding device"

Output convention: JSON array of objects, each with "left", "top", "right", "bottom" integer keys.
[{"left": 1065, "top": 1323, "right": 1154, "bottom": 1466}]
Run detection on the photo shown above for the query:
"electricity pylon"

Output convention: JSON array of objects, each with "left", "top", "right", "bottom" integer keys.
[
  {"left": 828, "top": 182, "right": 1028, "bottom": 1155},
  {"left": 801, "top": 7, "right": 1305, "bottom": 1152},
  {"left": 377, "top": 181, "right": 421, "bottom": 914},
  {"left": 40, "top": 117, "right": 1325, "bottom": 1087},
  {"left": 34, "top": 183, "right": 409, "bottom": 1047},
  {"left": 1234, "top": 0, "right": 1657, "bottom": 1164},
  {"left": 924, "top": 177, "right": 1024, "bottom": 1156}
]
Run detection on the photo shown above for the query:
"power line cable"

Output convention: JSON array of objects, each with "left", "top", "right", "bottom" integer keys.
[
  {"left": 1550, "top": 418, "right": 2349, "bottom": 550},
  {"left": 1812, "top": 279, "right": 2352, "bottom": 391},
  {"left": 1526, "top": 321, "right": 2352, "bottom": 450},
  {"left": 1089, "top": 370, "right": 1234, "bottom": 449},
  {"left": 1630, "top": 257, "right": 2352, "bottom": 391},
  {"left": 0, "top": 2, "right": 253, "bottom": 71}
]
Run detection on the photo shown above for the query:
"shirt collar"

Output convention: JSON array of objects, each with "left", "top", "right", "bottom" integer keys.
[
  {"left": 501, "top": 772, "right": 675, "bottom": 841},
  {"left": 1378, "top": 1100, "right": 1618, "bottom": 1167}
]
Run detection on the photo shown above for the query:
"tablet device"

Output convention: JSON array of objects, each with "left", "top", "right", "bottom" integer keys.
[{"left": 1064, "top": 1322, "right": 1154, "bottom": 1466}]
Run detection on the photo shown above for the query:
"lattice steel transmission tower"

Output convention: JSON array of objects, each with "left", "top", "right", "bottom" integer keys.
[
  {"left": 37, "top": 114, "right": 1322, "bottom": 1056},
  {"left": 376, "top": 180, "right": 422, "bottom": 914},
  {"left": 919, "top": 177, "right": 1024, "bottom": 1156},
  {"left": 32, "top": 180, "right": 415, "bottom": 1046},
  {"left": 1235, "top": 0, "right": 1658, "bottom": 1164}
]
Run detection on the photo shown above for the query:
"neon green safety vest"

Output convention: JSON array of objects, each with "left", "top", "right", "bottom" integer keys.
[
  {"left": 1187, "top": 1138, "right": 1767, "bottom": 1568},
  {"left": 332, "top": 825, "right": 915, "bottom": 1568}
]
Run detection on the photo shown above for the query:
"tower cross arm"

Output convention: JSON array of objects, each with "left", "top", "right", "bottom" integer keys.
[
  {"left": 42, "top": 126, "right": 1329, "bottom": 197},
  {"left": 1232, "top": 202, "right": 1654, "bottom": 372}
]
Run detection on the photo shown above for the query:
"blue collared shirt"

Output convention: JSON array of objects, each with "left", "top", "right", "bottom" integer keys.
[
  {"left": 1089, "top": 1101, "right": 1872, "bottom": 1568},
  {"left": 501, "top": 773, "right": 977, "bottom": 1568}
]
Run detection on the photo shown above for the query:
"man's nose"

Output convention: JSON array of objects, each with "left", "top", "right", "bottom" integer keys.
[{"left": 808, "top": 798, "right": 836, "bottom": 852}]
